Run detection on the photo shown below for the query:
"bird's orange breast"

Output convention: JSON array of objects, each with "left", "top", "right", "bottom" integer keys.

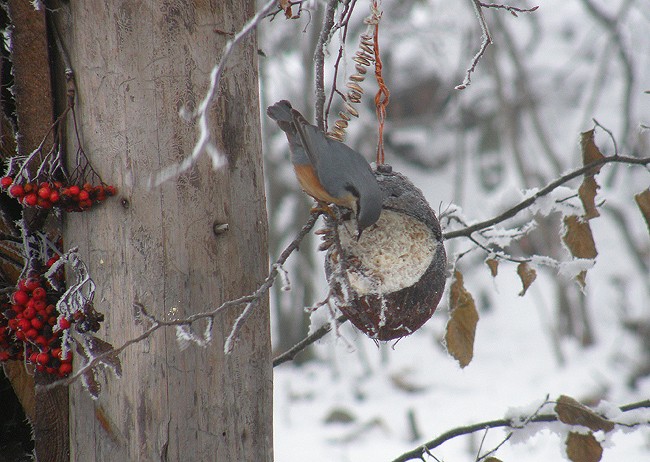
[{"left": 293, "top": 164, "right": 355, "bottom": 207}]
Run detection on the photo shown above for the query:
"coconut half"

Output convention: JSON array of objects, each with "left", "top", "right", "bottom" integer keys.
[{"left": 323, "top": 165, "right": 447, "bottom": 340}]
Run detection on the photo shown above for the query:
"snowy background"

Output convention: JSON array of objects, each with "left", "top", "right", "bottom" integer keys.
[{"left": 260, "top": 0, "right": 650, "bottom": 460}]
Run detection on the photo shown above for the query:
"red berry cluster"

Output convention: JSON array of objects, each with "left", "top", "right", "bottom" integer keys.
[
  {"left": 1, "top": 176, "right": 117, "bottom": 212},
  {"left": 2, "top": 273, "right": 73, "bottom": 377}
]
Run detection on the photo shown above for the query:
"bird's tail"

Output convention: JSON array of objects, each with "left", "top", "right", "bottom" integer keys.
[
  {"left": 266, "top": 100, "right": 294, "bottom": 127},
  {"left": 267, "top": 100, "right": 312, "bottom": 165}
]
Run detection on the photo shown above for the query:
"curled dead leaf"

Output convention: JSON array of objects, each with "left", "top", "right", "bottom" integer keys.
[
  {"left": 565, "top": 432, "right": 603, "bottom": 462},
  {"left": 486, "top": 258, "right": 499, "bottom": 278},
  {"left": 563, "top": 215, "right": 597, "bottom": 254},
  {"left": 562, "top": 215, "right": 598, "bottom": 287},
  {"left": 634, "top": 189, "right": 650, "bottom": 236},
  {"left": 579, "top": 176, "right": 600, "bottom": 220},
  {"left": 517, "top": 262, "right": 536, "bottom": 296},
  {"left": 445, "top": 270, "right": 478, "bottom": 368},
  {"left": 555, "top": 395, "right": 615, "bottom": 433},
  {"left": 580, "top": 129, "right": 605, "bottom": 175},
  {"left": 279, "top": 0, "right": 293, "bottom": 18}
]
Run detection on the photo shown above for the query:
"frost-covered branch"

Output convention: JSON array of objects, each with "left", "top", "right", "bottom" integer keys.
[
  {"left": 391, "top": 398, "right": 650, "bottom": 462},
  {"left": 456, "top": 1, "right": 538, "bottom": 90},
  {"left": 153, "top": 0, "right": 278, "bottom": 186},
  {"left": 40, "top": 212, "right": 321, "bottom": 392},
  {"left": 443, "top": 155, "right": 650, "bottom": 240}
]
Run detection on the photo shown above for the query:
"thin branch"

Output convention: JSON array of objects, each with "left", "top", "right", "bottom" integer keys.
[
  {"left": 273, "top": 314, "right": 348, "bottom": 367},
  {"left": 456, "top": 1, "right": 539, "bottom": 90},
  {"left": 314, "top": 0, "right": 339, "bottom": 131},
  {"left": 153, "top": 0, "right": 278, "bottom": 186},
  {"left": 40, "top": 212, "right": 322, "bottom": 391},
  {"left": 391, "top": 399, "right": 650, "bottom": 462},
  {"left": 443, "top": 155, "right": 650, "bottom": 240},
  {"left": 479, "top": 2, "right": 539, "bottom": 16},
  {"left": 580, "top": 0, "right": 634, "bottom": 153},
  {"left": 455, "top": 0, "right": 492, "bottom": 90}
]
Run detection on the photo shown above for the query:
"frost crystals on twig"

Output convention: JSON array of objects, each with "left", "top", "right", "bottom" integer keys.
[
  {"left": 152, "top": 0, "right": 279, "bottom": 186},
  {"left": 456, "top": 1, "right": 539, "bottom": 90}
]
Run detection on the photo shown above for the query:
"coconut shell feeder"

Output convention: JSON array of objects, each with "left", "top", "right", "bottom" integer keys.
[{"left": 321, "top": 164, "right": 447, "bottom": 341}]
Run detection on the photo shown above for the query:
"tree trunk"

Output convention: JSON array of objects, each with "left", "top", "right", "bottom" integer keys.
[{"left": 56, "top": 1, "right": 272, "bottom": 460}]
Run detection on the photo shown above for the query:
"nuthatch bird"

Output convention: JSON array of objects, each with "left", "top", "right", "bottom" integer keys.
[{"left": 267, "top": 100, "right": 383, "bottom": 238}]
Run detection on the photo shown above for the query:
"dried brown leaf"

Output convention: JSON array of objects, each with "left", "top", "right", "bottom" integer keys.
[
  {"left": 579, "top": 176, "right": 600, "bottom": 220},
  {"left": 555, "top": 395, "right": 615, "bottom": 433},
  {"left": 563, "top": 215, "right": 598, "bottom": 259},
  {"left": 565, "top": 432, "right": 603, "bottom": 462},
  {"left": 517, "top": 262, "right": 536, "bottom": 296},
  {"left": 279, "top": 0, "right": 292, "bottom": 18},
  {"left": 563, "top": 215, "right": 598, "bottom": 288},
  {"left": 486, "top": 258, "right": 499, "bottom": 278},
  {"left": 484, "top": 458, "right": 503, "bottom": 462},
  {"left": 445, "top": 270, "right": 478, "bottom": 368},
  {"left": 634, "top": 189, "right": 650, "bottom": 236},
  {"left": 580, "top": 129, "right": 605, "bottom": 175}
]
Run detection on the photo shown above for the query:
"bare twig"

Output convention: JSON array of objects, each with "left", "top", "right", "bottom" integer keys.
[
  {"left": 443, "top": 155, "right": 650, "bottom": 240},
  {"left": 479, "top": 2, "right": 539, "bottom": 16},
  {"left": 153, "top": 0, "right": 278, "bottom": 186},
  {"left": 391, "top": 399, "right": 650, "bottom": 462},
  {"left": 324, "top": 0, "right": 359, "bottom": 124},
  {"left": 580, "top": 0, "right": 634, "bottom": 153},
  {"left": 273, "top": 314, "right": 348, "bottom": 367},
  {"left": 40, "top": 212, "right": 322, "bottom": 391},
  {"left": 456, "top": 0, "right": 492, "bottom": 90},
  {"left": 456, "top": 1, "right": 539, "bottom": 90},
  {"left": 314, "top": 0, "right": 339, "bottom": 131}
]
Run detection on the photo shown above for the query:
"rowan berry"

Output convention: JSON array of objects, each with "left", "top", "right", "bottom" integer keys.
[
  {"left": 58, "top": 362, "right": 72, "bottom": 376},
  {"left": 9, "top": 184, "right": 24, "bottom": 197},
  {"left": 32, "top": 287, "right": 46, "bottom": 300},
  {"left": 38, "top": 186, "right": 51, "bottom": 199},
  {"left": 1, "top": 176, "right": 13, "bottom": 188}
]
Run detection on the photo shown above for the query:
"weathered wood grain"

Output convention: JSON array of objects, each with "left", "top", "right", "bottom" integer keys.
[{"left": 57, "top": 1, "right": 272, "bottom": 460}]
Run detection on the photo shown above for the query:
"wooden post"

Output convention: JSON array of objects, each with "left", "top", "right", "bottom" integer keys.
[
  {"left": 56, "top": 1, "right": 272, "bottom": 460},
  {"left": 4, "top": 3, "right": 70, "bottom": 461}
]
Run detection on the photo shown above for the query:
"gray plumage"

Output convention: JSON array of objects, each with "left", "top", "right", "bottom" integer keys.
[{"left": 267, "top": 100, "right": 383, "bottom": 235}]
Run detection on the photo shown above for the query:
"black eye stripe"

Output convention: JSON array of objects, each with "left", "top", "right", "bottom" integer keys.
[{"left": 345, "top": 185, "right": 359, "bottom": 197}]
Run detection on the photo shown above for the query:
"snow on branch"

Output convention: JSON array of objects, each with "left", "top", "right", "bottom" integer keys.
[
  {"left": 391, "top": 397, "right": 650, "bottom": 462},
  {"left": 443, "top": 154, "right": 650, "bottom": 240}
]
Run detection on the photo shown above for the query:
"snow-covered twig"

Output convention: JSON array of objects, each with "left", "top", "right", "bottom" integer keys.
[
  {"left": 153, "top": 0, "right": 279, "bottom": 186},
  {"left": 391, "top": 398, "right": 650, "bottom": 462},
  {"left": 443, "top": 155, "right": 650, "bottom": 240}
]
